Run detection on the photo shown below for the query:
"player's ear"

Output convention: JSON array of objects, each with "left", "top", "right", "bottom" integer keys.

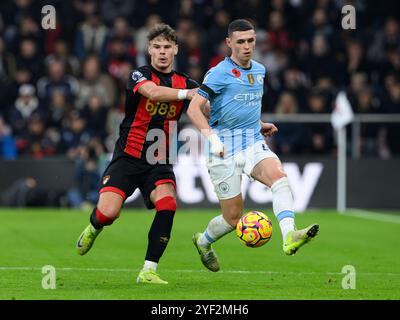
[
  {"left": 174, "top": 44, "right": 178, "bottom": 55},
  {"left": 226, "top": 37, "right": 231, "bottom": 49}
]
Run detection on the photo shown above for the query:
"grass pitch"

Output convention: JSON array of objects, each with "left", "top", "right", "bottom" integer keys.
[{"left": 0, "top": 208, "right": 399, "bottom": 300}]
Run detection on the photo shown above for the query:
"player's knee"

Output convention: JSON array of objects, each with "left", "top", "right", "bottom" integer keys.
[
  {"left": 155, "top": 196, "right": 177, "bottom": 212},
  {"left": 97, "top": 203, "right": 121, "bottom": 221},
  {"left": 270, "top": 171, "right": 287, "bottom": 185},
  {"left": 91, "top": 207, "right": 119, "bottom": 227}
]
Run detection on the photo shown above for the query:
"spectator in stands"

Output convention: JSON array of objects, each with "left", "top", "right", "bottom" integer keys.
[
  {"left": 36, "top": 58, "right": 79, "bottom": 104},
  {"left": 0, "top": 115, "right": 16, "bottom": 159},
  {"left": 272, "top": 92, "right": 305, "bottom": 154},
  {"left": 81, "top": 94, "right": 108, "bottom": 140},
  {"left": 305, "top": 90, "right": 334, "bottom": 154},
  {"left": 59, "top": 109, "right": 91, "bottom": 159},
  {"left": 208, "top": 39, "right": 231, "bottom": 69},
  {"left": 265, "top": 0, "right": 297, "bottom": 31},
  {"left": 368, "top": 17, "right": 400, "bottom": 63},
  {"left": 3, "top": 68, "right": 32, "bottom": 119},
  {"left": 15, "top": 37, "right": 43, "bottom": 82},
  {"left": 46, "top": 89, "right": 70, "bottom": 129},
  {"left": 0, "top": 35, "right": 16, "bottom": 85},
  {"left": 344, "top": 39, "right": 370, "bottom": 85},
  {"left": 354, "top": 87, "right": 383, "bottom": 156},
  {"left": 102, "top": 16, "right": 136, "bottom": 65},
  {"left": 45, "top": 39, "right": 80, "bottom": 77},
  {"left": 265, "top": 11, "right": 296, "bottom": 51},
  {"left": 175, "top": 17, "right": 194, "bottom": 45},
  {"left": 105, "top": 98, "right": 124, "bottom": 152},
  {"left": 1, "top": 176, "right": 48, "bottom": 207},
  {"left": 281, "top": 65, "right": 309, "bottom": 112},
  {"left": 15, "top": 113, "right": 57, "bottom": 159},
  {"left": 74, "top": 4, "right": 108, "bottom": 60},
  {"left": 305, "top": 34, "right": 342, "bottom": 85},
  {"left": 184, "top": 28, "right": 205, "bottom": 71},
  {"left": 303, "top": 8, "right": 334, "bottom": 46},
  {"left": 207, "top": 10, "right": 231, "bottom": 54},
  {"left": 75, "top": 54, "right": 116, "bottom": 109},
  {"left": 384, "top": 81, "right": 400, "bottom": 156},
  {"left": 187, "top": 65, "right": 203, "bottom": 85},
  {"left": 67, "top": 143, "right": 100, "bottom": 209},
  {"left": 134, "top": 0, "right": 174, "bottom": 28},
  {"left": 0, "top": 35, "right": 17, "bottom": 117},
  {"left": 114, "top": 60, "right": 133, "bottom": 92},
  {"left": 104, "top": 38, "right": 135, "bottom": 80},
  {"left": 67, "top": 137, "right": 108, "bottom": 208},
  {"left": 9, "top": 84, "right": 45, "bottom": 136},
  {"left": 100, "top": 0, "right": 135, "bottom": 26}
]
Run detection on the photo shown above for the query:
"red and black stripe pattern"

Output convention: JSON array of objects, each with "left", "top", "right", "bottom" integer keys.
[{"left": 114, "top": 65, "right": 198, "bottom": 163}]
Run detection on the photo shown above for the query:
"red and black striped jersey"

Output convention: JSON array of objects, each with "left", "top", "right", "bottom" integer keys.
[{"left": 114, "top": 65, "right": 198, "bottom": 163}]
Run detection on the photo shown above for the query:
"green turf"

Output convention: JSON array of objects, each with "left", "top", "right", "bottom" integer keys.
[{"left": 0, "top": 208, "right": 399, "bottom": 300}]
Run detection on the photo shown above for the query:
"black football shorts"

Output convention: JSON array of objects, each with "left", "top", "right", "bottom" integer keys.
[{"left": 99, "top": 156, "right": 176, "bottom": 209}]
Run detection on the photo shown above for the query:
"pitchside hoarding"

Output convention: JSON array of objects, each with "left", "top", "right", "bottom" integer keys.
[{"left": 0, "top": 157, "right": 398, "bottom": 210}]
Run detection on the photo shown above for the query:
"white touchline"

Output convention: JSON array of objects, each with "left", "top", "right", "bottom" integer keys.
[
  {"left": 0, "top": 266, "right": 399, "bottom": 276},
  {"left": 345, "top": 209, "right": 400, "bottom": 224}
]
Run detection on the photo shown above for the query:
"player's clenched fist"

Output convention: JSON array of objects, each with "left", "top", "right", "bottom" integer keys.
[
  {"left": 260, "top": 122, "right": 278, "bottom": 137},
  {"left": 186, "top": 88, "right": 198, "bottom": 100}
]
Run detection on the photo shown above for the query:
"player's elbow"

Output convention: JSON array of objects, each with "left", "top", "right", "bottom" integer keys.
[
  {"left": 149, "top": 93, "right": 157, "bottom": 101},
  {"left": 148, "top": 87, "right": 160, "bottom": 101}
]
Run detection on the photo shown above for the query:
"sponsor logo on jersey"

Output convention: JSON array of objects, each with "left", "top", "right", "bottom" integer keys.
[{"left": 233, "top": 91, "right": 263, "bottom": 101}]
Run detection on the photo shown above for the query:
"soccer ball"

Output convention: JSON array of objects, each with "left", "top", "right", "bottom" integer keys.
[{"left": 236, "top": 211, "right": 273, "bottom": 248}]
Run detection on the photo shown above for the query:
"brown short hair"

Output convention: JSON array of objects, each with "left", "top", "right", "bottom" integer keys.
[
  {"left": 147, "top": 23, "right": 177, "bottom": 43},
  {"left": 227, "top": 19, "right": 254, "bottom": 37}
]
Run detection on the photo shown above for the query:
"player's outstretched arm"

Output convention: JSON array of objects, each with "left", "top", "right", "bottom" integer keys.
[
  {"left": 138, "top": 81, "right": 196, "bottom": 102},
  {"left": 187, "top": 94, "right": 225, "bottom": 157}
]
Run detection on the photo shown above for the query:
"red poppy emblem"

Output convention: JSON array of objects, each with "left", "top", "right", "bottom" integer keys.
[{"left": 232, "top": 68, "right": 241, "bottom": 77}]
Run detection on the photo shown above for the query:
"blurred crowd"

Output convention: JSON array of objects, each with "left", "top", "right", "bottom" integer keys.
[{"left": 0, "top": 0, "right": 400, "bottom": 164}]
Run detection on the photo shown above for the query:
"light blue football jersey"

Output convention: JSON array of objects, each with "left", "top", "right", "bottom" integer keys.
[{"left": 198, "top": 57, "right": 265, "bottom": 158}]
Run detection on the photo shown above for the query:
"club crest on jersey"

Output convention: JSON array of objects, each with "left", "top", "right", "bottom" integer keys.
[
  {"left": 232, "top": 68, "right": 241, "bottom": 77},
  {"left": 247, "top": 74, "right": 255, "bottom": 84},
  {"left": 218, "top": 182, "right": 230, "bottom": 194},
  {"left": 102, "top": 175, "right": 110, "bottom": 185},
  {"left": 132, "top": 71, "right": 143, "bottom": 81},
  {"left": 257, "top": 74, "right": 264, "bottom": 84}
]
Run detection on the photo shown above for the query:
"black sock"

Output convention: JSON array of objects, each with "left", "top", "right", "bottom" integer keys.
[
  {"left": 89, "top": 207, "right": 116, "bottom": 229},
  {"left": 90, "top": 208, "right": 104, "bottom": 229},
  {"left": 145, "top": 210, "right": 175, "bottom": 263}
]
